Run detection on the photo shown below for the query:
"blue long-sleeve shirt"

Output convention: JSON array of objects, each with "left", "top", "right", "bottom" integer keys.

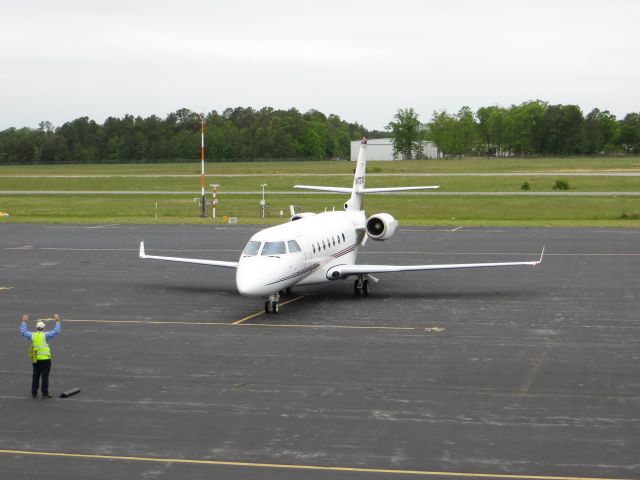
[{"left": 20, "top": 321, "right": 61, "bottom": 341}]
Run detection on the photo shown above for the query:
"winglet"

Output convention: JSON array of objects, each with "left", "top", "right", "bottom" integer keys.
[{"left": 139, "top": 241, "right": 146, "bottom": 258}]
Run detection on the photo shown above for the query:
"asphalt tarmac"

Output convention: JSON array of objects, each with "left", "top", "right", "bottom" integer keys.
[{"left": 0, "top": 224, "right": 638, "bottom": 480}]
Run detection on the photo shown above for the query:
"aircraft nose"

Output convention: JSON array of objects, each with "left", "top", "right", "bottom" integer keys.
[
  {"left": 236, "top": 256, "right": 296, "bottom": 297},
  {"left": 236, "top": 258, "right": 272, "bottom": 296},
  {"left": 236, "top": 262, "right": 256, "bottom": 296}
]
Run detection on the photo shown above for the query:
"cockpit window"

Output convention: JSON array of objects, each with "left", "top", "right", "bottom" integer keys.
[
  {"left": 261, "top": 241, "right": 286, "bottom": 256},
  {"left": 242, "top": 241, "right": 262, "bottom": 256},
  {"left": 287, "top": 240, "right": 302, "bottom": 253}
]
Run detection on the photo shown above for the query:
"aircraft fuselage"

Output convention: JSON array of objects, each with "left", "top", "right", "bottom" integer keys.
[{"left": 236, "top": 210, "right": 366, "bottom": 296}]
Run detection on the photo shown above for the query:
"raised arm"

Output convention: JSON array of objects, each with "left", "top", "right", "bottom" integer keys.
[
  {"left": 20, "top": 313, "right": 32, "bottom": 340},
  {"left": 46, "top": 314, "right": 62, "bottom": 340}
]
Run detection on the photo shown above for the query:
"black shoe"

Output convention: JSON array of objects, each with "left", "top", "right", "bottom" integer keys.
[
  {"left": 42, "top": 394, "right": 52, "bottom": 399},
  {"left": 32, "top": 394, "right": 38, "bottom": 399}
]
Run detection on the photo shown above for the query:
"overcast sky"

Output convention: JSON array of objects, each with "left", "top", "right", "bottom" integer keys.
[{"left": 1, "top": 0, "right": 639, "bottom": 131}]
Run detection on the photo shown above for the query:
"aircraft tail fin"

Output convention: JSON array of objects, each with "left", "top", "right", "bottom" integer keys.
[
  {"left": 293, "top": 138, "right": 439, "bottom": 211},
  {"left": 294, "top": 138, "right": 369, "bottom": 211},
  {"left": 344, "top": 137, "right": 368, "bottom": 211}
]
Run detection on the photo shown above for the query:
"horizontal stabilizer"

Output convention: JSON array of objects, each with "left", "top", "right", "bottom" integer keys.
[
  {"left": 294, "top": 185, "right": 439, "bottom": 194},
  {"left": 294, "top": 185, "right": 352, "bottom": 193},
  {"left": 139, "top": 241, "right": 238, "bottom": 268},
  {"left": 361, "top": 186, "right": 439, "bottom": 193}
]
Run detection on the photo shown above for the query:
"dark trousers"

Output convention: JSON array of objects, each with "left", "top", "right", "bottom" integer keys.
[{"left": 32, "top": 359, "right": 52, "bottom": 396}]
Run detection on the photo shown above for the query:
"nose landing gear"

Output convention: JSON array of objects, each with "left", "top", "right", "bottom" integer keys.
[{"left": 265, "top": 292, "right": 280, "bottom": 314}]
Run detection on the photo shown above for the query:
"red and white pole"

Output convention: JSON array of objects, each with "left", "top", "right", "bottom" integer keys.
[{"left": 199, "top": 114, "right": 206, "bottom": 217}]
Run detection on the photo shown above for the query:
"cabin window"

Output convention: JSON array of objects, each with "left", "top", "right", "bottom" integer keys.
[
  {"left": 242, "top": 241, "right": 262, "bottom": 256},
  {"left": 317, "top": 242, "right": 320, "bottom": 252},
  {"left": 312, "top": 245, "right": 316, "bottom": 254},
  {"left": 332, "top": 237, "right": 336, "bottom": 246},
  {"left": 342, "top": 233, "right": 346, "bottom": 242},
  {"left": 322, "top": 240, "right": 326, "bottom": 250},
  {"left": 287, "top": 240, "right": 302, "bottom": 253},
  {"left": 261, "top": 241, "right": 286, "bottom": 256}
]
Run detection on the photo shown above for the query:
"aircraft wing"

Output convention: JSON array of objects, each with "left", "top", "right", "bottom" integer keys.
[
  {"left": 327, "top": 248, "right": 544, "bottom": 278},
  {"left": 139, "top": 241, "right": 238, "bottom": 268}
]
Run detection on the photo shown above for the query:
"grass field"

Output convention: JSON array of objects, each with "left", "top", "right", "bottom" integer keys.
[
  {"left": 1, "top": 156, "right": 639, "bottom": 175},
  {"left": 1, "top": 158, "right": 639, "bottom": 227},
  {"left": 1, "top": 174, "right": 640, "bottom": 192}
]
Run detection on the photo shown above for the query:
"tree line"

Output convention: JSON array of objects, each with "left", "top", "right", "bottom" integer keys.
[
  {"left": 420, "top": 101, "right": 640, "bottom": 158},
  {"left": 2, "top": 102, "right": 639, "bottom": 165},
  {"left": 0, "top": 107, "right": 384, "bottom": 165}
]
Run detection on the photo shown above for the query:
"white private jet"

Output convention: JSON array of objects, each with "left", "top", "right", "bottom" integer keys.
[{"left": 140, "top": 138, "right": 543, "bottom": 313}]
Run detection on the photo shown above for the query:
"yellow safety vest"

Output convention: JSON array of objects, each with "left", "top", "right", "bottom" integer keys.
[{"left": 32, "top": 332, "right": 51, "bottom": 361}]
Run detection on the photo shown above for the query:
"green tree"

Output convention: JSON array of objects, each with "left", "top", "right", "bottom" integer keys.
[
  {"left": 503, "top": 100, "right": 547, "bottom": 155},
  {"left": 386, "top": 108, "right": 424, "bottom": 159},
  {"left": 426, "top": 107, "right": 478, "bottom": 157},
  {"left": 55, "top": 117, "right": 100, "bottom": 163},
  {"left": 476, "top": 106, "right": 506, "bottom": 155},
  {"left": 454, "top": 106, "right": 477, "bottom": 155},
  {"left": 584, "top": 109, "right": 620, "bottom": 154},
  {"left": 426, "top": 110, "right": 456, "bottom": 157},
  {"left": 40, "top": 134, "right": 68, "bottom": 164},
  {"left": 619, "top": 113, "right": 640, "bottom": 154},
  {"left": 0, "top": 128, "right": 39, "bottom": 164},
  {"left": 539, "top": 104, "right": 585, "bottom": 155},
  {"left": 327, "top": 114, "right": 351, "bottom": 158}
]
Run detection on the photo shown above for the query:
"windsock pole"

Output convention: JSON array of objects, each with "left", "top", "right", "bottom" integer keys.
[{"left": 199, "top": 114, "right": 206, "bottom": 217}]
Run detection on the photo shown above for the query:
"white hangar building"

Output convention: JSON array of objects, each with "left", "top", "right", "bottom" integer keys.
[{"left": 350, "top": 138, "right": 438, "bottom": 161}]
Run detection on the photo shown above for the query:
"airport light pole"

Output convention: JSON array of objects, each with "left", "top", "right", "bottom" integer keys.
[
  {"left": 199, "top": 113, "right": 206, "bottom": 218},
  {"left": 260, "top": 183, "right": 267, "bottom": 219},
  {"left": 261, "top": 184, "right": 267, "bottom": 204},
  {"left": 210, "top": 184, "right": 220, "bottom": 219}
]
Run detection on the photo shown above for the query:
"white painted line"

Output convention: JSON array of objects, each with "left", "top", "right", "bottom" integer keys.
[{"left": 85, "top": 224, "right": 120, "bottom": 229}]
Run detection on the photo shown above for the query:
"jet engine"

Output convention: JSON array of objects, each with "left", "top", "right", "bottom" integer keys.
[
  {"left": 289, "top": 212, "right": 316, "bottom": 222},
  {"left": 365, "top": 213, "right": 398, "bottom": 241}
]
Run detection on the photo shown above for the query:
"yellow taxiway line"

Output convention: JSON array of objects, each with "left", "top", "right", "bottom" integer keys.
[
  {"left": 0, "top": 449, "right": 631, "bottom": 480},
  {"left": 62, "top": 317, "right": 416, "bottom": 332},
  {"left": 239, "top": 323, "right": 416, "bottom": 331},
  {"left": 62, "top": 319, "right": 230, "bottom": 326}
]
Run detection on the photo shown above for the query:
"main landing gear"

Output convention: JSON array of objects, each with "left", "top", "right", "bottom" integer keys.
[
  {"left": 265, "top": 292, "right": 280, "bottom": 314},
  {"left": 354, "top": 275, "right": 370, "bottom": 296}
]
